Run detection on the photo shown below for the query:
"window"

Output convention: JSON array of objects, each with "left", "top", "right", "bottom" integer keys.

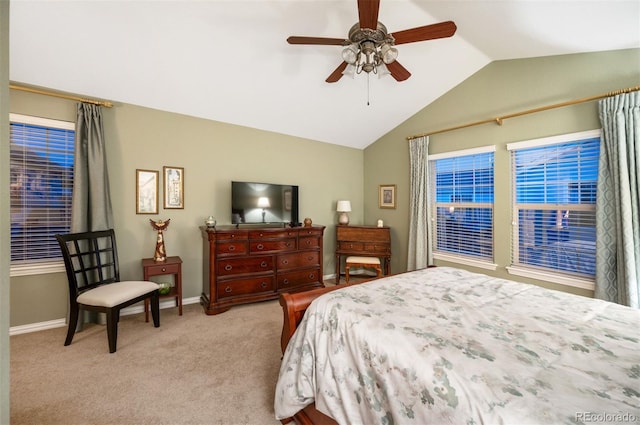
[
  {"left": 430, "top": 147, "right": 495, "bottom": 267},
  {"left": 10, "top": 114, "right": 75, "bottom": 275},
  {"left": 507, "top": 130, "right": 600, "bottom": 286}
]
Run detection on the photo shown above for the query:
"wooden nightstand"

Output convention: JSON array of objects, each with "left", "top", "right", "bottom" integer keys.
[{"left": 142, "top": 256, "right": 183, "bottom": 321}]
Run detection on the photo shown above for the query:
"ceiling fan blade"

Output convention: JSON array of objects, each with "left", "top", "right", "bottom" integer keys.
[
  {"left": 358, "top": 0, "right": 380, "bottom": 29},
  {"left": 386, "top": 60, "right": 411, "bottom": 82},
  {"left": 326, "top": 62, "right": 348, "bottom": 83},
  {"left": 287, "top": 36, "right": 346, "bottom": 46},
  {"left": 390, "top": 21, "right": 457, "bottom": 45}
]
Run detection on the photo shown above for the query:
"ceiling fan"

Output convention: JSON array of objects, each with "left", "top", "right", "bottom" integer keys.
[{"left": 287, "top": 0, "right": 457, "bottom": 83}]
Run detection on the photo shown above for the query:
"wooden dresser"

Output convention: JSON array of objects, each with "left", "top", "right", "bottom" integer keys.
[
  {"left": 201, "top": 225, "right": 325, "bottom": 315},
  {"left": 335, "top": 225, "right": 391, "bottom": 283}
]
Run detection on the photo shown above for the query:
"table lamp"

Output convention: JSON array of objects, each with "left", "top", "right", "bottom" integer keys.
[{"left": 336, "top": 200, "right": 351, "bottom": 225}]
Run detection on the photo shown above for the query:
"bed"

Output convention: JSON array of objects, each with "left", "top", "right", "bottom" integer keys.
[{"left": 274, "top": 267, "right": 640, "bottom": 425}]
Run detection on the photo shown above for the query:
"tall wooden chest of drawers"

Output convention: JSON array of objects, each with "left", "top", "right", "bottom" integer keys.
[{"left": 201, "top": 225, "right": 325, "bottom": 315}]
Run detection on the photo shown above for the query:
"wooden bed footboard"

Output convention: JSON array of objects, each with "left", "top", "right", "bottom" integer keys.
[
  {"left": 279, "top": 282, "right": 365, "bottom": 425},
  {"left": 279, "top": 281, "right": 364, "bottom": 353}
]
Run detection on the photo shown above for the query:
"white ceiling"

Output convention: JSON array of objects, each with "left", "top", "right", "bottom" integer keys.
[{"left": 9, "top": 1, "right": 640, "bottom": 149}]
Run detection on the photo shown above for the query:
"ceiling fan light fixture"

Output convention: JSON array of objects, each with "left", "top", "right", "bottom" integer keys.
[
  {"left": 380, "top": 43, "right": 398, "bottom": 64},
  {"left": 377, "top": 63, "right": 390, "bottom": 78},
  {"left": 342, "top": 63, "right": 356, "bottom": 78},
  {"left": 341, "top": 44, "right": 359, "bottom": 64}
]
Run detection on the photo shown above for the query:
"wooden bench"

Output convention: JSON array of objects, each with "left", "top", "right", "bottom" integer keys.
[{"left": 345, "top": 256, "right": 382, "bottom": 283}]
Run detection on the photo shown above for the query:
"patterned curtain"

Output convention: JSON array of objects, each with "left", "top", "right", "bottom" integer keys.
[
  {"left": 595, "top": 91, "right": 640, "bottom": 308},
  {"left": 407, "top": 136, "right": 432, "bottom": 270}
]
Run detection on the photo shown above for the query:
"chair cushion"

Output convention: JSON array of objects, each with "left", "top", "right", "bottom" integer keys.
[
  {"left": 77, "top": 281, "right": 159, "bottom": 308},
  {"left": 346, "top": 256, "right": 381, "bottom": 265}
]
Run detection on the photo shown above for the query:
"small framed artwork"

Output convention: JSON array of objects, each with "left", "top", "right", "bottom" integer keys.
[
  {"left": 379, "top": 184, "right": 396, "bottom": 209},
  {"left": 163, "top": 166, "right": 184, "bottom": 209},
  {"left": 136, "top": 169, "right": 159, "bottom": 214}
]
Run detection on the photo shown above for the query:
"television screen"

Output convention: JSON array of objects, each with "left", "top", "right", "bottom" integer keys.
[{"left": 231, "top": 181, "right": 299, "bottom": 226}]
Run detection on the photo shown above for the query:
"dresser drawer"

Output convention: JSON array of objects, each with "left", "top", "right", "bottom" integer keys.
[
  {"left": 277, "top": 268, "right": 321, "bottom": 290},
  {"left": 217, "top": 276, "right": 275, "bottom": 299},
  {"left": 277, "top": 251, "right": 319, "bottom": 270},
  {"left": 249, "top": 229, "right": 297, "bottom": 240},
  {"left": 217, "top": 256, "right": 273, "bottom": 276},
  {"left": 215, "top": 230, "right": 249, "bottom": 240},
  {"left": 216, "top": 241, "right": 248, "bottom": 256},
  {"left": 299, "top": 236, "right": 320, "bottom": 249},
  {"left": 338, "top": 241, "right": 364, "bottom": 251},
  {"left": 250, "top": 238, "right": 296, "bottom": 254},
  {"left": 299, "top": 228, "right": 323, "bottom": 237},
  {"left": 145, "top": 262, "right": 180, "bottom": 276}
]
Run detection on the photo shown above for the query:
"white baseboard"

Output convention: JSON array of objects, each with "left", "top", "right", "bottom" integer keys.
[{"left": 9, "top": 296, "right": 201, "bottom": 336}]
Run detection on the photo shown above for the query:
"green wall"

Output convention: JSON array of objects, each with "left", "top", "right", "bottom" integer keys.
[
  {"left": 363, "top": 48, "right": 640, "bottom": 297},
  {"left": 8, "top": 48, "right": 640, "bottom": 327},
  {"left": 9, "top": 93, "right": 364, "bottom": 326}
]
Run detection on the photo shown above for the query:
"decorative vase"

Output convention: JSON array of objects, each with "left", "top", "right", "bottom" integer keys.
[
  {"left": 205, "top": 216, "right": 216, "bottom": 228},
  {"left": 303, "top": 217, "right": 312, "bottom": 227}
]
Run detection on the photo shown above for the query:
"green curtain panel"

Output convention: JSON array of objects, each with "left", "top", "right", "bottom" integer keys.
[
  {"left": 71, "top": 103, "right": 114, "bottom": 232},
  {"left": 595, "top": 91, "right": 640, "bottom": 308},
  {"left": 407, "top": 136, "right": 432, "bottom": 270}
]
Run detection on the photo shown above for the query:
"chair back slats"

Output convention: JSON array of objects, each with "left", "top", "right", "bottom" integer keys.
[{"left": 56, "top": 229, "right": 122, "bottom": 296}]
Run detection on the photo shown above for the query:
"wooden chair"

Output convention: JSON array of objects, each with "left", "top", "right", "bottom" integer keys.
[
  {"left": 345, "top": 256, "right": 382, "bottom": 283},
  {"left": 56, "top": 229, "right": 160, "bottom": 353}
]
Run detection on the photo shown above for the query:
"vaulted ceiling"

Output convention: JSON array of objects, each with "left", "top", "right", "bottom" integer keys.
[{"left": 9, "top": 1, "right": 640, "bottom": 149}]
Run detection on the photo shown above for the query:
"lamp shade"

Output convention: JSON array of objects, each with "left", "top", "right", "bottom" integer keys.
[
  {"left": 336, "top": 200, "right": 351, "bottom": 212},
  {"left": 257, "top": 197, "right": 270, "bottom": 208}
]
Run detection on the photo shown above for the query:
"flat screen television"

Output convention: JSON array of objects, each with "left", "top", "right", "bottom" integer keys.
[{"left": 231, "top": 181, "right": 299, "bottom": 226}]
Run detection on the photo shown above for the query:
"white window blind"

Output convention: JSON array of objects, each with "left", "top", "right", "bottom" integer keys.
[
  {"left": 509, "top": 131, "right": 600, "bottom": 279},
  {"left": 430, "top": 148, "right": 494, "bottom": 261},
  {"left": 9, "top": 114, "right": 75, "bottom": 265}
]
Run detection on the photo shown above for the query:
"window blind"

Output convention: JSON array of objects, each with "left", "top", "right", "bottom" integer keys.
[
  {"left": 10, "top": 115, "right": 75, "bottom": 263},
  {"left": 510, "top": 136, "right": 600, "bottom": 278},
  {"left": 431, "top": 150, "right": 494, "bottom": 261}
]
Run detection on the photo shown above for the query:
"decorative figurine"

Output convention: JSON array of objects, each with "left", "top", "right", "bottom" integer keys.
[
  {"left": 303, "top": 217, "right": 312, "bottom": 227},
  {"left": 150, "top": 218, "right": 170, "bottom": 262}
]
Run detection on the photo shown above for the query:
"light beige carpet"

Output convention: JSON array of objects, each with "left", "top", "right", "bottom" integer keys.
[{"left": 10, "top": 300, "right": 284, "bottom": 425}]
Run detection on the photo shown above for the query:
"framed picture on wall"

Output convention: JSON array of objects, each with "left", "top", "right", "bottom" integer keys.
[
  {"left": 379, "top": 184, "right": 396, "bottom": 209},
  {"left": 163, "top": 166, "right": 184, "bottom": 209},
  {"left": 136, "top": 169, "right": 158, "bottom": 214}
]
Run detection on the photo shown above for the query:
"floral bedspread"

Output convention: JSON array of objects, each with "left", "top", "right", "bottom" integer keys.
[{"left": 274, "top": 267, "right": 640, "bottom": 425}]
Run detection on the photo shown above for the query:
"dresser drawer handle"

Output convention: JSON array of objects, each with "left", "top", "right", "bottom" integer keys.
[
  {"left": 305, "top": 240, "right": 311, "bottom": 245},
  {"left": 260, "top": 281, "right": 268, "bottom": 288},
  {"left": 260, "top": 261, "right": 268, "bottom": 268},
  {"left": 307, "top": 256, "right": 314, "bottom": 261},
  {"left": 224, "top": 265, "right": 233, "bottom": 271},
  {"left": 257, "top": 243, "right": 264, "bottom": 250},
  {"left": 228, "top": 245, "right": 236, "bottom": 251},
  {"left": 231, "top": 234, "right": 235, "bottom": 238},
  {"left": 282, "top": 279, "right": 289, "bottom": 285},
  {"left": 282, "top": 259, "right": 289, "bottom": 265},
  {"left": 349, "top": 243, "right": 353, "bottom": 248},
  {"left": 161, "top": 267, "right": 166, "bottom": 272},
  {"left": 225, "top": 286, "right": 232, "bottom": 293},
  {"left": 308, "top": 273, "right": 315, "bottom": 279},
  {"left": 286, "top": 242, "right": 291, "bottom": 247}
]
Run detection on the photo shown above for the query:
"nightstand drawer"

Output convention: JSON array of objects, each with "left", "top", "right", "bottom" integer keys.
[{"left": 145, "top": 262, "right": 180, "bottom": 276}]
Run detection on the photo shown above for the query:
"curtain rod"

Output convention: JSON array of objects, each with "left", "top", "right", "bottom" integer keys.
[
  {"left": 406, "top": 85, "right": 640, "bottom": 140},
  {"left": 9, "top": 83, "right": 113, "bottom": 108}
]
